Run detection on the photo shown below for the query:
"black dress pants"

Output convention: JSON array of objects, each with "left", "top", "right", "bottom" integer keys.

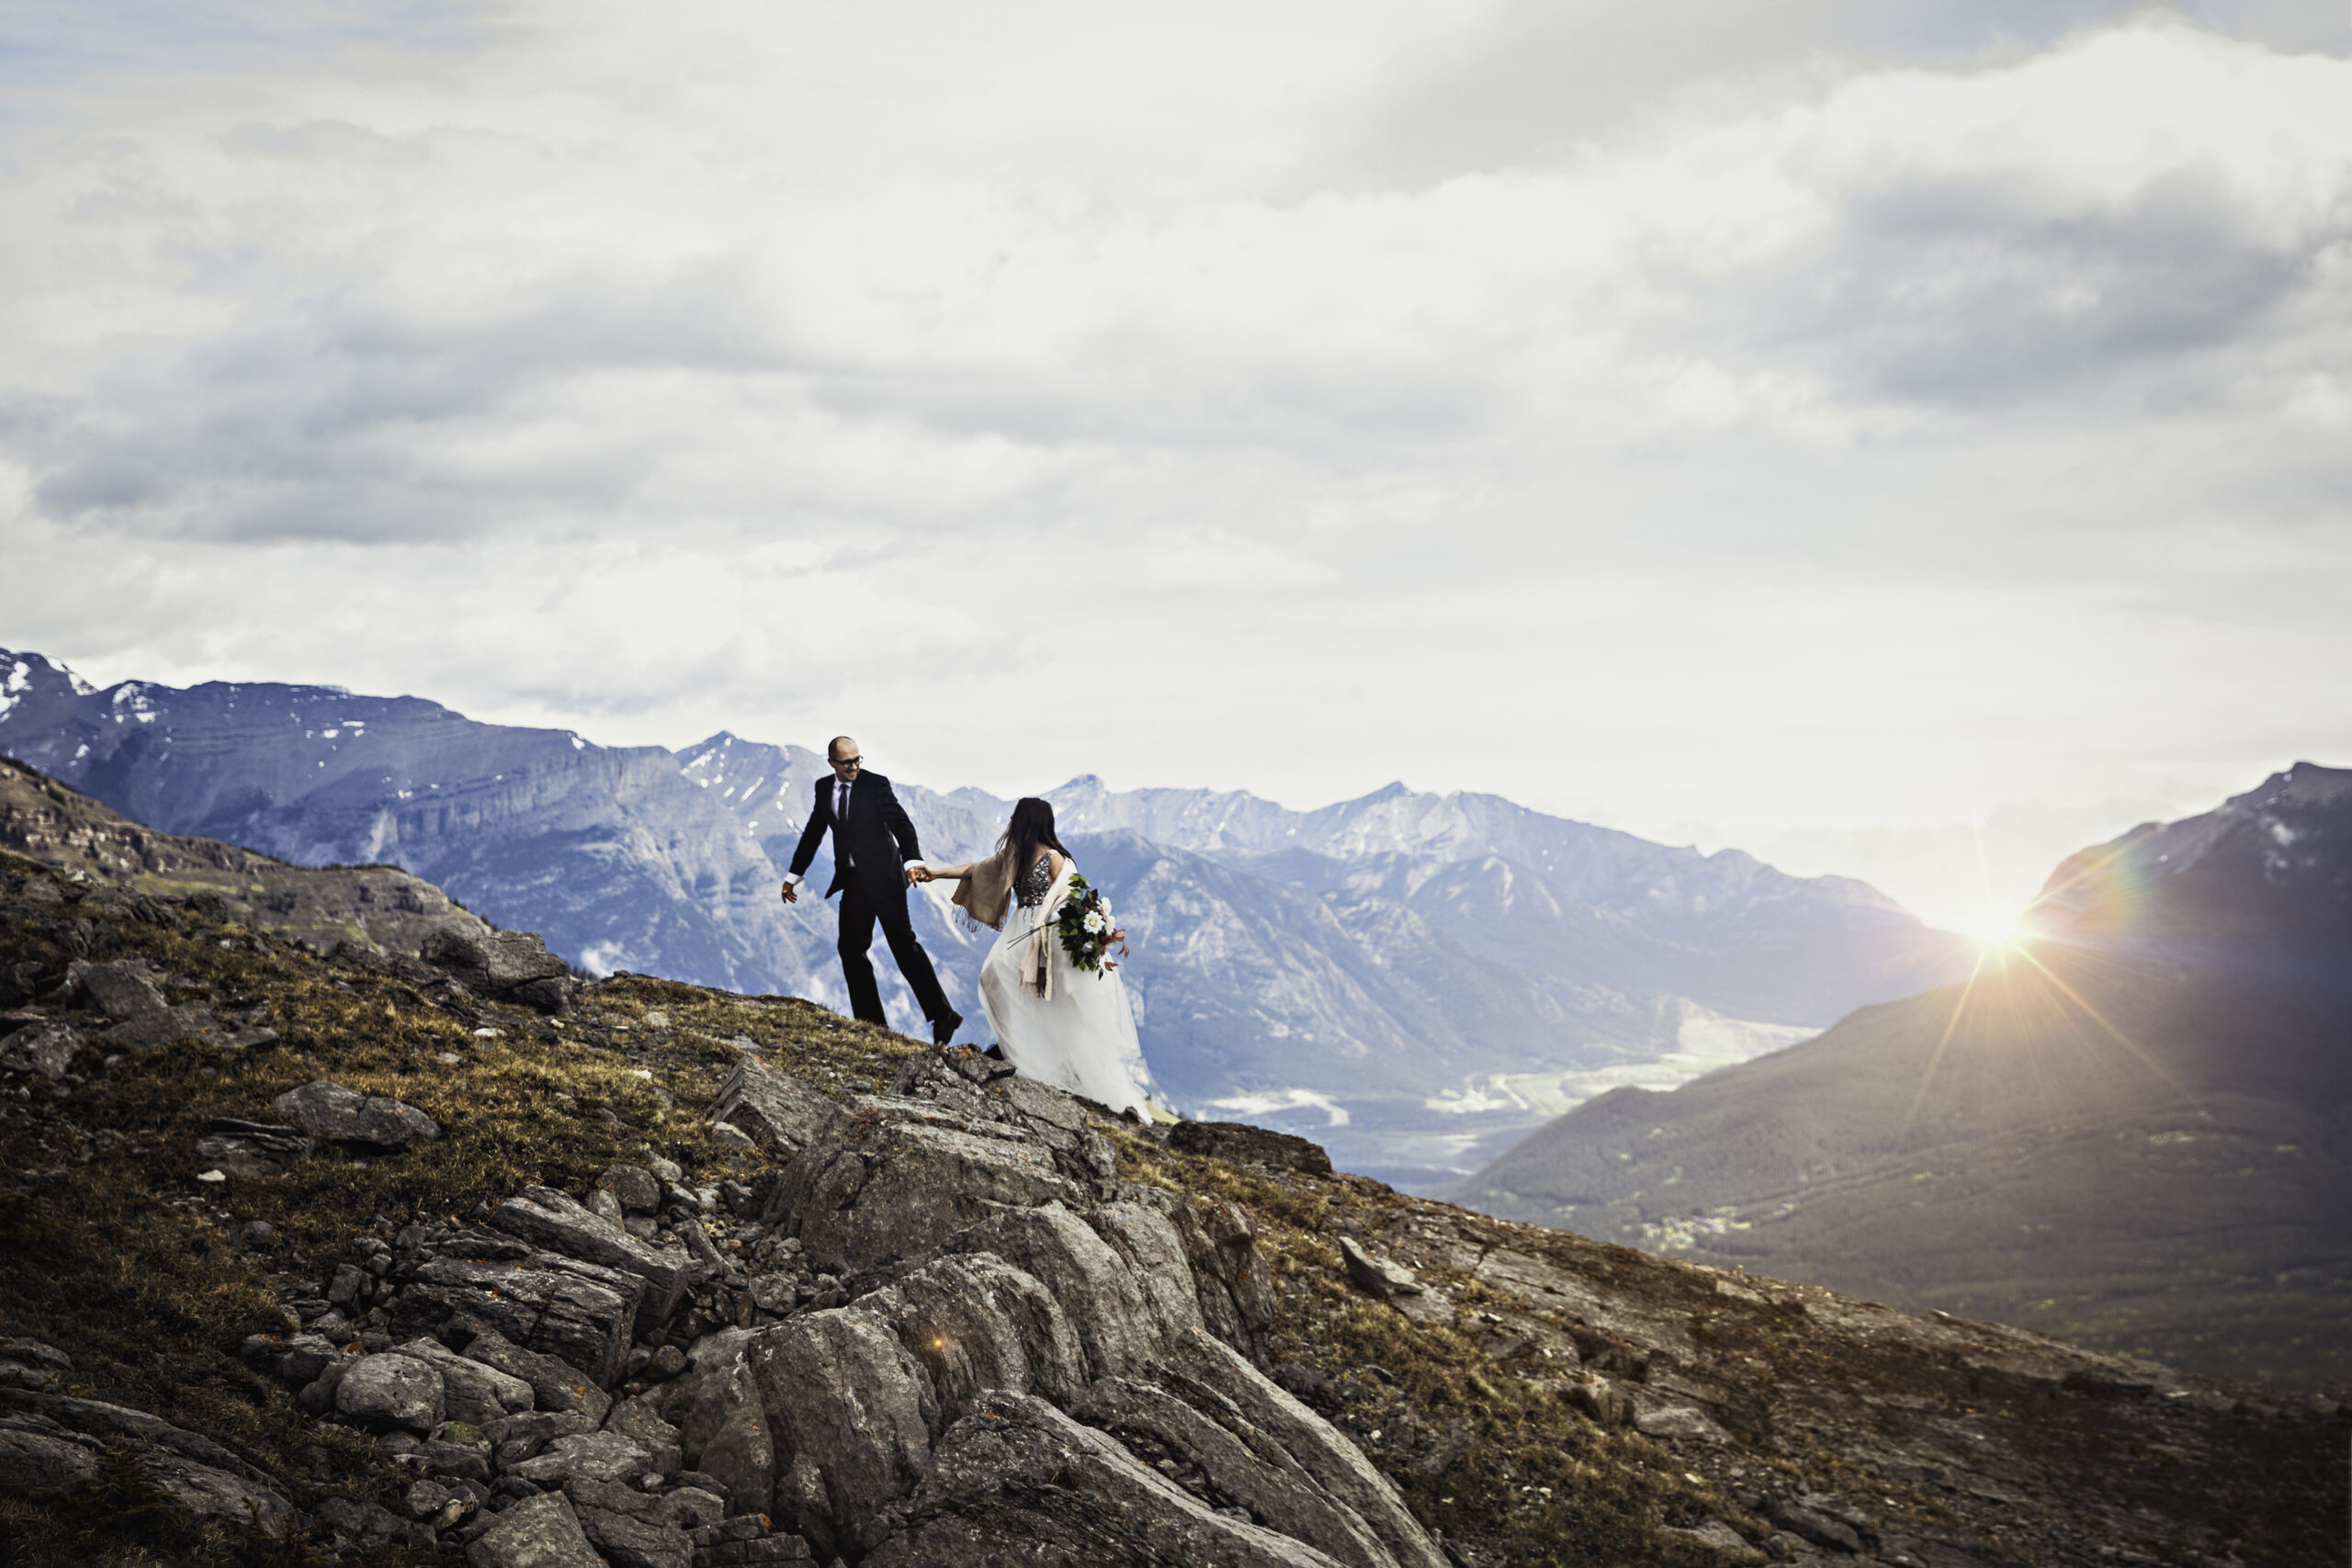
[{"left": 836, "top": 881, "right": 953, "bottom": 1028}]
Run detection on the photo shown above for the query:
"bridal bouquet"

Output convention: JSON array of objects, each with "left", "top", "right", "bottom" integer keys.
[{"left": 1056, "top": 873, "right": 1126, "bottom": 976}]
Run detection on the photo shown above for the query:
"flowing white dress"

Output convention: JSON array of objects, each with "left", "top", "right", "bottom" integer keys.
[{"left": 975, "top": 856, "right": 1157, "bottom": 1118}]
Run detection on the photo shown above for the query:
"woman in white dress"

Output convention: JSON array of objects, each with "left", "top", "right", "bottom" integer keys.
[{"left": 915, "top": 798, "right": 1158, "bottom": 1119}]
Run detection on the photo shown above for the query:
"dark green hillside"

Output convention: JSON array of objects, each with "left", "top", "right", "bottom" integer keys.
[{"left": 1453, "top": 763, "right": 2352, "bottom": 1387}]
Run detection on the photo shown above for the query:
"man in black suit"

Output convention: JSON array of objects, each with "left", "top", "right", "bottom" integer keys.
[{"left": 781, "top": 736, "right": 962, "bottom": 1045}]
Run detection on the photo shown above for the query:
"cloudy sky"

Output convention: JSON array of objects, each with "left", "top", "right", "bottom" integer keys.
[{"left": 3, "top": 0, "right": 2347, "bottom": 931}]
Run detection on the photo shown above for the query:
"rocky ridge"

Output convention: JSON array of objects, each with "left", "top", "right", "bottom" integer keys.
[
  {"left": 0, "top": 841, "right": 2342, "bottom": 1566},
  {"left": 4, "top": 652, "right": 1971, "bottom": 1183}
]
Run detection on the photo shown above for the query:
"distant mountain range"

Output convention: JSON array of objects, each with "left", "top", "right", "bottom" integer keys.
[
  {"left": 0, "top": 648, "right": 1969, "bottom": 1181},
  {"left": 1449, "top": 762, "right": 2352, "bottom": 1385}
]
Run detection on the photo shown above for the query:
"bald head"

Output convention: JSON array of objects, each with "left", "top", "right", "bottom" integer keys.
[{"left": 827, "top": 737, "right": 863, "bottom": 780}]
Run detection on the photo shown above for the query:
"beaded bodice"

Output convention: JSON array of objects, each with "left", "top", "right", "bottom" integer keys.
[{"left": 1015, "top": 852, "right": 1057, "bottom": 908}]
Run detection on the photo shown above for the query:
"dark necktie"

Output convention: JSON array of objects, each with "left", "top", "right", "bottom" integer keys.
[{"left": 835, "top": 779, "right": 853, "bottom": 866}]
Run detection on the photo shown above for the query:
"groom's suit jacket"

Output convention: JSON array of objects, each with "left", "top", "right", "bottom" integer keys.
[{"left": 789, "top": 771, "right": 925, "bottom": 906}]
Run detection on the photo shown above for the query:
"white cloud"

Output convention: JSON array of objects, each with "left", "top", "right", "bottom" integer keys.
[{"left": 0, "top": 3, "right": 2346, "bottom": 922}]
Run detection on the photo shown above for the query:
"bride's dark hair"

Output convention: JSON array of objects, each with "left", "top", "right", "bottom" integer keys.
[{"left": 999, "top": 797, "right": 1069, "bottom": 874}]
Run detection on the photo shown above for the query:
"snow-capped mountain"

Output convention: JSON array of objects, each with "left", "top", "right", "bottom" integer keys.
[{"left": 0, "top": 649, "right": 1969, "bottom": 1182}]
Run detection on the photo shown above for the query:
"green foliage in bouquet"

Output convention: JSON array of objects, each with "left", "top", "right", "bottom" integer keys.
[{"left": 1055, "top": 872, "right": 1126, "bottom": 976}]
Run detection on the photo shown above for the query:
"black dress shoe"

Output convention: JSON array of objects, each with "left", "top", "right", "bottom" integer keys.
[
  {"left": 932, "top": 1010, "right": 963, "bottom": 1047},
  {"left": 982, "top": 1043, "right": 1006, "bottom": 1062}
]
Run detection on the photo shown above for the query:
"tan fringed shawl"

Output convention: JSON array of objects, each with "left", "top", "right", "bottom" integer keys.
[{"left": 951, "top": 849, "right": 1066, "bottom": 998}]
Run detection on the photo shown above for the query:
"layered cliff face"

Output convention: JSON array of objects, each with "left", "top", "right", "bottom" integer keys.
[
  {"left": 0, "top": 838, "right": 2342, "bottom": 1568},
  {"left": 1451, "top": 765, "right": 2352, "bottom": 1386},
  {"left": 2, "top": 652, "right": 1968, "bottom": 1181}
]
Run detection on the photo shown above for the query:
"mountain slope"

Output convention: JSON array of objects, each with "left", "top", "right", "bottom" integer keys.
[
  {"left": 1050, "top": 774, "right": 1966, "bottom": 1026},
  {"left": 1451, "top": 763, "right": 2352, "bottom": 1384},
  {"left": 1, "top": 833, "right": 2342, "bottom": 1568},
  {"left": 0, "top": 651, "right": 823, "bottom": 998},
  {"left": 2, "top": 649, "right": 1966, "bottom": 1181}
]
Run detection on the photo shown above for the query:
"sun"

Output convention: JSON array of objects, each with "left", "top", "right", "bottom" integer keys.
[{"left": 1960, "top": 910, "right": 2034, "bottom": 951}]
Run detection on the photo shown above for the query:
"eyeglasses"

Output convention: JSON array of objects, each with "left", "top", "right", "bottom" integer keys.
[{"left": 831, "top": 756, "right": 863, "bottom": 769}]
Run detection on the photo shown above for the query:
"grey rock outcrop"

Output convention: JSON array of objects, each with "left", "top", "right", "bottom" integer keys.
[
  {"left": 388, "top": 1337, "right": 537, "bottom": 1425},
  {"left": 423, "top": 928, "right": 580, "bottom": 1013},
  {"left": 0, "top": 1422, "right": 100, "bottom": 1492},
  {"left": 272, "top": 1080, "right": 441, "bottom": 1150},
  {"left": 409, "top": 1251, "right": 643, "bottom": 1385},
  {"left": 0, "top": 1391, "right": 289, "bottom": 1536},
  {"left": 195, "top": 1118, "right": 312, "bottom": 1177},
  {"left": 1169, "top": 1120, "right": 1333, "bottom": 1176},
  {"left": 467, "top": 1490, "right": 605, "bottom": 1568},
  {"left": 867, "top": 1392, "right": 1350, "bottom": 1568},
  {"left": 490, "top": 1186, "right": 704, "bottom": 1330},
  {"left": 595, "top": 1164, "right": 663, "bottom": 1214},
  {"left": 708, "top": 1058, "right": 840, "bottom": 1158},
  {"left": 77, "top": 958, "right": 167, "bottom": 1018},
  {"left": 232, "top": 1043, "right": 1445, "bottom": 1568},
  {"left": 645, "top": 1329, "right": 772, "bottom": 1516},
  {"left": 0, "top": 1020, "right": 80, "bottom": 1079},
  {"left": 335, "top": 1352, "right": 446, "bottom": 1432},
  {"left": 731, "top": 1049, "right": 1448, "bottom": 1568}
]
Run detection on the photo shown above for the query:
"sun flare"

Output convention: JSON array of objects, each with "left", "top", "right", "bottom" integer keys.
[{"left": 1961, "top": 912, "right": 2033, "bottom": 951}]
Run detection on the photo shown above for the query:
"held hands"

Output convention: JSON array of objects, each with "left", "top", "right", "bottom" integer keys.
[{"left": 907, "top": 864, "right": 934, "bottom": 886}]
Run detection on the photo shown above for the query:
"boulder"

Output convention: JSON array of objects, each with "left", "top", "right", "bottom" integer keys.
[
  {"left": 335, "top": 1352, "right": 446, "bottom": 1432},
  {"left": 387, "top": 1337, "right": 536, "bottom": 1425},
  {"left": 422, "top": 929, "right": 577, "bottom": 1013},
  {"left": 1158, "top": 1329, "right": 1449, "bottom": 1568},
  {"left": 602, "top": 1395, "right": 684, "bottom": 1476},
  {"left": 454, "top": 1329, "right": 613, "bottom": 1423},
  {"left": 596, "top": 1164, "right": 663, "bottom": 1214},
  {"left": 411, "top": 1253, "right": 642, "bottom": 1382},
  {"left": 574, "top": 1503, "right": 694, "bottom": 1568},
  {"left": 708, "top": 1059, "right": 840, "bottom": 1158},
  {"left": 104, "top": 1006, "right": 216, "bottom": 1054},
  {"left": 0, "top": 1021, "right": 80, "bottom": 1079},
  {"left": 1337, "top": 1238, "right": 1422, "bottom": 1300},
  {"left": 137, "top": 1450, "right": 291, "bottom": 1534},
  {"left": 194, "top": 1119, "right": 311, "bottom": 1178},
  {"left": 749, "top": 1310, "right": 936, "bottom": 1559},
  {"left": 946, "top": 1202, "right": 1187, "bottom": 1382},
  {"left": 78, "top": 959, "right": 166, "bottom": 1019},
  {"left": 849, "top": 1253, "right": 1091, "bottom": 1429},
  {"left": 1770, "top": 1497, "right": 1865, "bottom": 1554},
  {"left": 505, "top": 1430, "right": 655, "bottom": 1486},
  {"left": 466, "top": 1491, "right": 605, "bottom": 1568},
  {"left": 488, "top": 1186, "right": 701, "bottom": 1330},
  {"left": 271, "top": 1080, "right": 440, "bottom": 1150},
  {"left": 1168, "top": 1119, "right": 1333, "bottom": 1176},
  {"left": 646, "top": 1328, "right": 773, "bottom": 1517},
  {"left": 0, "top": 1424, "right": 100, "bottom": 1492},
  {"left": 1635, "top": 1405, "right": 1730, "bottom": 1444},
  {"left": 775, "top": 1111, "right": 1081, "bottom": 1277},
  {"left": 1075, "top": 1375, "right": 1393, "bottom": 1568},
  {"left": 865, "top": 1391, "right": 1348, "bottom": 1568}
]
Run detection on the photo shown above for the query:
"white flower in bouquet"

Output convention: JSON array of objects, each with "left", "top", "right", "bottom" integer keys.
[{"left": 1084, "top": 910, "right": 1106, "bottom": 933}]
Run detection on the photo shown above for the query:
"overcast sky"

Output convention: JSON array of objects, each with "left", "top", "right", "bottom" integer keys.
[{"left": 3, "top": 0, "right": 2347, "bottom": 931}]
